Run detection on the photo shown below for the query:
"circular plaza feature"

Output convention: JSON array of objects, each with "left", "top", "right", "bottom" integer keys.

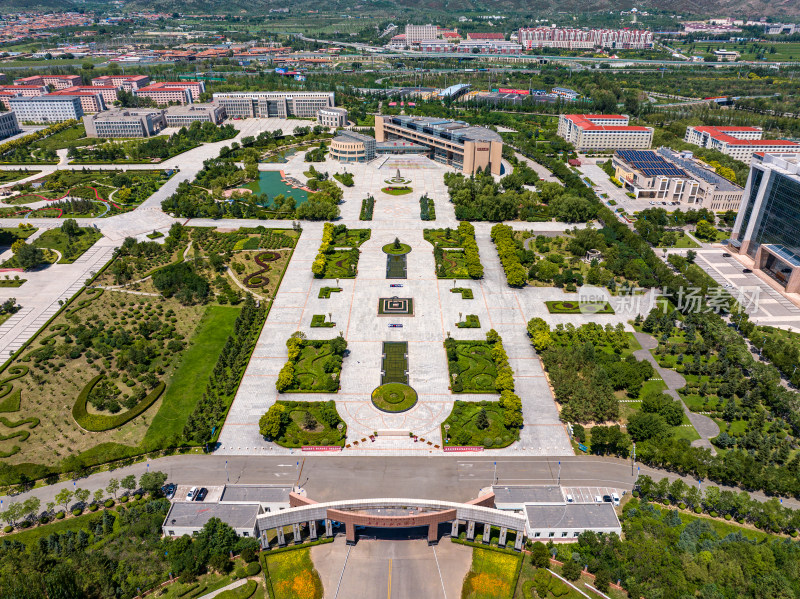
[
  {"left": 382, "top": 242, "right": 412, "bottom": 255},
  {"left": 371, "top": 383, "right": 418, "bottom": 413},
  {"left": 381, "top": 186, "right": 413, "bottom": 196}
]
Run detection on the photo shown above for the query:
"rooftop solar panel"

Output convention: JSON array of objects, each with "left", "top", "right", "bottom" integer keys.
[{"left": 617, "top": 150, "right": 687, "bottom": 178}]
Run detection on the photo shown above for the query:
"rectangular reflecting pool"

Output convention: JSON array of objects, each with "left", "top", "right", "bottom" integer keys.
[{"left": 243, "top": 170, "right": 309, "bottom": 207}]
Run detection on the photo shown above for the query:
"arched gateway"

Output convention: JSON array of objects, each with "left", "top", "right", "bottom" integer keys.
[{"left": 256, "top": 491, "right": 527, "bottom": 550}]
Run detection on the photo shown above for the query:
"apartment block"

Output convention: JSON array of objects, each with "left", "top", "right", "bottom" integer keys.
[
  {"left": 164, "top": 103, "right": 226, "bottom": 127},
  {"left": 684, "top": 125, "right": 799, "bottom": 163},
  {"left": 518, "top": 27, "right": 653, "bottom": 50},
  {"left": 557, "top": 114, "right": 653, "bottom": 151},
  {"left": 13, "top": 74, "right": 82, "bottom": 90},
  {"left": 135, "top": 83, "right": 194, "bottom": 106},
  {"left": 730, "top": 153, "right": 800, "bottom": 292},
  {"left": 49, "top": 88, "right": 106, "bottom": 113},
  {"left": 0, "top": 84, "right": 48, "bottom": 109},
  {"left": 0, "top": 110, "right": 21, "bottom": 141},
  {"left": 91, "top": 75, "right": 150, "bottom": 91},
  {"left": 212, "top": 92, "right": 334, "bottom": 119},
  {"left": 57, "top": 85, "right": 120, "bottom": 106},
  {"left": 83, "top": 108, "right": 166, "bottom": 138},
  {"left": 8, "top": 95, "right": 83, "bottom": 123},
  {"left": 405, "top": 24, "right": 439, "bottom": 43},
  {"left": 317, "top": 107, "right": 349, "bottom": 128}
]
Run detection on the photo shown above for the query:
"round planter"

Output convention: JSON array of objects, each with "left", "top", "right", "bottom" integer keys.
[
  {"left": 382, "top": 243, "right": 412, "bottom": 255},
  {"left": 371, "top": 383, "right": 418, "bottom": 413}
]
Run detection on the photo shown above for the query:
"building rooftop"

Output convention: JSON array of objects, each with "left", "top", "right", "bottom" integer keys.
[
  {"left": 334, "top": 130, "right": 375, "bottom": 144},
  {"left": 389, "top": 115, "right": 502, "bottom": 143},
  {"left": 493, "top": 485, "right": 565, "bottom": 505},
  {"left": 219, "top": 485, "right": 292, "bottom": 504},
  {"left": 525, "top": 503, "right": 621, "bottom": 530},
  {"left": 692, "top": 125, "right": 799, "bottom": 147},
  {"left": 563, "top": 114, "right": 651, "bottom": 132},
  {"left": 617, "top": 149, "right": 688, "bottom": 178},
  {"left": 163, "top": 502, "right": 260, "bottom": 530},
  {"left": 657, "top": 147, "right": 742, "bottom": 191},
  {"left": 9, "top": 95, "right": 80, "bottom": 102},
  {"left": 90, "top": 108, "right": 163, "bottom": 119}
]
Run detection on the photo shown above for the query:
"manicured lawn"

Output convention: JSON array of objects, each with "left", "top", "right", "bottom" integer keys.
[
  {"left": 322, "top": 249, "right": 359, "bottom": 279},
  {"left": 545, "top": 300, "right": 615, "bottom": 314},
  {"left": 281, "top": 339, "right": 344, "bottom": 393},
  {"left": 657, "top": 231, "right": 700, "bottom": 249},
  {"left": 456, "top": 315, "right": 481, "bottom": 328},
  {"left": 382, "top": 242, "right": 411, "bottom": 255},
  {"left": 318, "top": 287, "right": 342, "bottom": 299},
  {"left": 382, "top": 341, "right": 408, "bottom": 384},
  {"left": 442, "top": 401, "right": 518, "bottom": 449},
  {"left": 371, "top": 382, "right": 417, "bottom": 412},
  {"left": 262, "top": 547, "right": 323, "bottom": 599},
  {"left": 34, "top": 227, "right": 102, "bottom": 264},
  {"left": 462, "top": 546, "right": 521, "bottom": 599},
  {"left": 310, "top": 314, "right": 335, "bottom": 328},
  {"left": 0, "top": 226, "right": 37, "bottom": 246},
  {"left": 0, "top": 170, "right": 39, "bottom": 184},
  {"left": 331, "top": 228, "right": 370, "bottom": 247},
  {"left": 143, "top": 305, "right": 241, "bottom": 448},
  {"left": 672, "top": 424, "right": 701, "bottom": 443},
  {"left": 381, "top": 186, "right": 412, "bottom": 195},
  {"left": 274, "top": 400, "right": 347, "bottom": 447},
  {"left": 447, "top": 341, "right": 497, "bottom": 393},
  {"left": 451, "top": 287, "right": 474, "bottom": 299}
]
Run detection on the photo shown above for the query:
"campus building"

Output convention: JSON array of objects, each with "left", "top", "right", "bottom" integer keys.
[
  {"left": 518, "top": 27, "right": 654, "bottom": 50},
  {"left": 729, "top": 153, "right": 800, "bottom": 292},
  {"left": 164, "top": 103, "right": 226, "bottom": 127},
  {"left": 684, "top": 125, "right": 800, "bottom": 163},
  {"left": 405, "top": 24, "right": 439, "bottom": 43},
  {"left": 162, "top": 485, "right": 293, "bottom": 539},
  {"left": 611, "top": 148, "right": 744, "bottom": 211},
  {"left": 91, "top": 75, "right": 151, "bottom": 91},
  {"left": 48, "top": 88, "right": 106, "bottom": 113},
  {"left": 0, "top": 110, "right": 21, "bottom": 141},
  {"left": 557, "top": 114, "right": 653, "bottom": 151},
  {"left": 374, "top": 115, "right": 503, "bottom": 175},
  {"left": 329, "top": 130, "right": 377, "bottom": 163},
  {"left": 316, "top": 106, "right": 349, "bottom": 128},
  {"left": 83, "top": 108, "right": 167, "bottom": 138},
  {"left": 8, "top": 95, "right": 83, "bottom": 123},
  {"left": 0, "top": 85, "right": 48, "bottom": 109},
  {"left": 57, "top": 85, "right": 120, "bottom": 106},
  {"left": 211, "top": 91, "right": 335, "bottom": 119},
  {"left": 13, "top": 74, "right": 82, "bottom": 89},
  {"left": 134, "top": 82, "right": 202, "bottom": 106}
]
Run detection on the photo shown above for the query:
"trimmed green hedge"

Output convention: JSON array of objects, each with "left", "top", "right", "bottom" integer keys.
[
  {"left": 72, "top": 376, "right": 166, "bottom": 431},
  {"left": 244, "top": 561, "right": 261, "bottom": 576}
]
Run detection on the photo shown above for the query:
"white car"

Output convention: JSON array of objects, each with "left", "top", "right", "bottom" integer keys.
[
  {"left": 187, "top": 486, "right": 197, "bottom": 501},
  {"left": 594, "top": 495, "right": 603, "bottom": 503}
]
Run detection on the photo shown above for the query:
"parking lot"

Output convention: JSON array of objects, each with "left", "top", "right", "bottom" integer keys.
[
  {"left": 172, "top": 484, "right": 225, "bottom": 503},
  {"left": 561, "top": 486, "right": 626, "bottom": 504}
]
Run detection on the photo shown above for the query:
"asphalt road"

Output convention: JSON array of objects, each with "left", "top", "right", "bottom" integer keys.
[{"left": 4, "top": 455, "right": 797, "bottom": 510}]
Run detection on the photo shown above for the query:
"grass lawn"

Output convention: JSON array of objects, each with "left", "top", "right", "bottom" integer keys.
[
  {"left": 4, "top": 508, "right": 116, "bottom": 545},
  {"left": 443, "top": 401, "right": 518, "bottom": 449},
  {"left": 0, "top": 170, "right": 39, "bottom": 184},
  {"left": 262, "top": 547, "right": 323, "bottom": 599},
  {"left": 283, "top": 340, "right": 343, "bottom": 393},
  {"left": 31, "top": 124, "right": 96, "bottom": 152},
  {"left": 514, "top": 563, "right": 585, "bottom": 599},
  {"left": 462, "top": 546, "right": 521, "bottom": 599},
  {"left": 143, "top": 305, "right": 241, "bottom": 449},
  {"left": 545, "top": 300, "right": 615, "bottom": 314},
  {"left": 381, "top": 186, "right": 412, "bottom": 195},
  {"left": 382, "top": 242, "right": 411, "bottom": 255},
  {"left": 672, "top": 424, "right": 701, "bottom": 443},
  {"left": 657, "top": 231, "right": 700, "bottom": 249},
  {"left": 371, "top": 382, "right": 417, "bottom": 412},
  {"left": 0, "top": 226, "right": 37, "bottom": 247},
  {"left": 331, "top": 228, "right": 370, "bottom": 247},
  {"left": 447, "top": 341, "right": 497, "bottom": 393},
  {"left": 318, "top": 287, "right": 342, "bottom": 299},
  {"left": 34, "top": 227, "right": 102, "bottom": 264},
  {"left": 451, "top": 287, "right": 474, "bottom": 299},
  {"left": 382, "top": 341, "right": 408, "bottom": 384}
]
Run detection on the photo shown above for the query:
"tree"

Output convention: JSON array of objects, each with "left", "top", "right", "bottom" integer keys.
[
  {"left": 259, "top": 404, "right": 286, "bottom": 438},
  {"left": 139, "top": 471, "right": 168, "bottom": 496},
  {"left": 562, "top": 558, "right": 582, "bottom": 581},
  {"left": 55, "top": 488, "right": 73, "bottom": 511},
  {"left": 475, "top": 408, "right": 489, "bottom": 430},
  {"left": 74, "top": 488, "right": 90, "bottom": 505},
  {"left": 93, "top": 489, "right": 104, "bottom": 504},
  {"left": 686, "top": 250, "right": 697, "bottom": 264},
  {"left": 530, "top": 541, "right": 550, "bottom": 568},
  {"left": 106, "top": 478, "right": 119, "bottom": 498},
  {"left": 627, "top": 412, "right": 669, "bottom": 442},
  {"left": 302, "top": 410, "right": 318, "bottom": 430},
  {"left": 120, "top": 474, "right": 137, "bottom": 495},
  {"left": 22, "top": 497, "right": 40, "bottom": 521},
  {"left": 694, "top": 219, "right": 718, "bottom": 241},
  {"left": 594, "top": 569, "right": 611, "bottom": 593},
  {"left": 2, "top": 502, "right": 21, "bottom": 525},
  {"left": 15, "top": 243, "right": 44, "bottom": 270},
  {"left": 209, "top": 553, "right": 232, "bottom": 574},
  {"left": 196, "top": 517, "right": 239, "bottom": 556},
  {"left": 61, "top": 218, "right": 80, "bottom": 239}
]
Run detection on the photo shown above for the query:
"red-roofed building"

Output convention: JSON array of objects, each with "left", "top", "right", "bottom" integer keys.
[
  {"left": 684, "top": 125, "right": 800, "bottom": 162},
  {"left": 466, "top": 32, "right": 505, "bottom": 40},
  {"left": 134, "top": 81, "right": 204, "bottom": 106},
  {"left": 91, "top": 75, "right": 150, "bottom": 92},
  {"left": 0, "top": 85, "right": 47, "bottom": 109},
  {"left": 48, "top": 88, "right": 106, "bottom": 113},
  {"left": 557, "top": 114, "right": 653, "bottom": 151},
  {"left": 58, "top": 85, "right": 120, "bottom": 106},
  {"left": 13, "top": 74, "right": 81, "bottom": 90}
]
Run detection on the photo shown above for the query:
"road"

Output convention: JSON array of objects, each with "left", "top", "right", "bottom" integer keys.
[{"left": 3, "top": 454, "right": 798, "bottom": 510}]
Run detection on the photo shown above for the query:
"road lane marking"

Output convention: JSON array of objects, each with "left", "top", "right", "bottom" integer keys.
[{"left": 387, "top": 558, "right": 392, "bottom": 599}]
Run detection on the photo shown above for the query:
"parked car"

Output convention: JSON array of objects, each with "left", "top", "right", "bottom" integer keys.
[
  {"left": 195, "top": 488, "right": 208, "bottom": 502},
  {"left": 612, "top": 493, "right": 620, "bottom": 506},
  {"left": 722, "top": 253, "right": 731, "bottom": 257},
  {"left": 163, "top": 483, "right": 176, "bottom": 500},
  {"left": 186, "top": 486, "right": 197, "bottom": 501},
  {"left": 602, "top": 494, "right": 613, "bottom": 503},
  {"left": 743, "top": 268, "right": 753, "bottom": 273},
  {"left": 594, "top": 495, "right": 603, "bottom": 503}
]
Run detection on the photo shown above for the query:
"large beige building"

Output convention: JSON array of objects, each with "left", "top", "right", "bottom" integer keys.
[
  {"left": 684, "top": 125, "right": 800, "bottom": 163},
  {"left": 317, "top": 106, "right": 348, "bottom": 128},
  {"left": 375, "top": 115, "right": 503, "bottom": 175},
  {"left": 612, "top": 148, "right": 744, "bottom": 211},
  {"left": 405, "top": 24, "right": 439, "bottom": 43},
  {"left": 212, "top": 92, "right": 334, "bottom": 119},
  {"left": 557, "top": 114, "right": 653, "bottom": 151},
  {"left": 83, "top": 108, "right": 166, "bottom": 138}
]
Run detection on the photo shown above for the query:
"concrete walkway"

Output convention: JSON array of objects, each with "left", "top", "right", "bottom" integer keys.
[
  {"left": 633, "top": 332, "right": 720, "bottom": 452},
  {"left": 197, "top": 578, "right": 247, "bottom": 599}
]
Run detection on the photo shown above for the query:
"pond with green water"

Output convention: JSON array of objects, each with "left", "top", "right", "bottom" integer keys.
[{"left": 244, "top": 171, "right": 309, "bottom": 206}]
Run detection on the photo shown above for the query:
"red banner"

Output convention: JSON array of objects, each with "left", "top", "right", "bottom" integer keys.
[
  {"left": 443, "top": 446, "right": 484, "bottom": 452},
  {"left": 498, "top": 88, "right": 530, "bottom": 95},
  {"left": 302, "top": 446, "right": 342, "bottom": 452}
]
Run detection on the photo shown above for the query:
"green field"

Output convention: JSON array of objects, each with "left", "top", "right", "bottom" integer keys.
[
  {"left": 381, "top": 341, "right": 408, "bottom": 384},
  {"left": 262, "top": 547, "right": 323, "bottom": 599},
  {"left": 461, "top": 547, "right": 521, "bottom": 599}
]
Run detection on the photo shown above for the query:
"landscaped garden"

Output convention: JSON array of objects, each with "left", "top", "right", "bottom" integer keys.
[
  {"left": 318, "top": 287, "right": 342, "bottom": 299},
  {"left": 262, "top": 546, "right": 324, "bottom": 599},
  {"left": 442, "top": 396, "right": 522, "bottom": 448},
  {"left": 425, "top": 223, "right": 483, "bottom": 279},
  {"left": 445, "top": 330, "right": 513, "bottom": 393},
  {"left": 456, "top": 314, "right": 481, "bottom": 328},
  {"left": 3, "top": 169, "right": 175, "bottom": 218},
  {"left": 359, "top": 195, "right": 374, "bottom": 221},
  {"left": 545, "top": 300, "right": 614, "bottom": 314},
  {"left": 310, "top": 314, "right": 335, "bottom": 328},
  {"left": 0, "top": 169, "right": 39, "bottom": 184},
  {"left": 419, "top": 194, "right": 435, "bottom": 221},
  {"left": 1, "top": 220, "right": 101, "bottom": 269},
  {"left": 0, "top": 120, "right": 78, "bottom": 164},
  {"left": 381, "top": 185, "right": 413, "bottom": 195},
  {"left": 276, "top": 334, "right": 347, "bottom": 393},
  {"left": 259, "top": 400, "right": 346, "bottom": 447},
  {"left": 371, "top": 383, "right": 418, "bottom": 413},
  {"left": 382, "top": 238, "right": 411, "bottom": 255},
  {"left": 312, "top": 223, "right": 368, "bottom": 279},
  {"left": 451, "top": 287, "right": 474, "bottom": 299},
  {"left": 0, "top": 224, "right": 275, "bottom": 482}
]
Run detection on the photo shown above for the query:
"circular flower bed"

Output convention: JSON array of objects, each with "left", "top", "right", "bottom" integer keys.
[
  {"left": 371, "top": 383, "right": 418, "bottom": 413},
  {"left": 382, "top": 242, "right": 412, "bottom": 255},
  {"left": 384, "top": 177, "right": 411, "bottom": 185},
  {"left": 381, "top": 186, "right": 413, "bottom": 196}
]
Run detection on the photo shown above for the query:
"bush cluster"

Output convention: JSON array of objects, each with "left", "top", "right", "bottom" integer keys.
[{"left": 491, "top": 224, "right": 527, "bottom": 287}]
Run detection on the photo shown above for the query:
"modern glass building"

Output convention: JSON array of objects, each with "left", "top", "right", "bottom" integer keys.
[{"left": 730, "top": 153, "right": 800, "bottom": 292}]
